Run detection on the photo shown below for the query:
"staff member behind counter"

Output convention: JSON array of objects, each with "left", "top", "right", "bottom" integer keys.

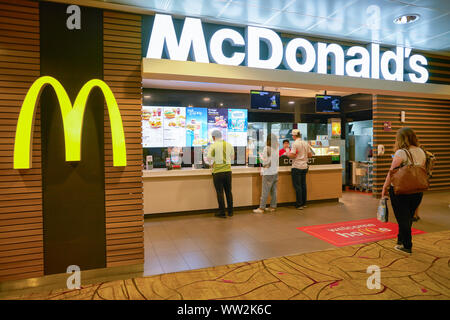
[
  {"left": 288, "top": 129, "right": 314, "bottom": 210},
  {"left": 207, "top": 129, "right": 235, "bottom": 219},
  {"left": 279, "top": 139, "right": 291, "bottom": 157}
]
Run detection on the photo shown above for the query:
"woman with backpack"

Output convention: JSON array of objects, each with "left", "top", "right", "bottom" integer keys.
[{"left": 381, "top": 127, "right": 427, "bottom": 254}]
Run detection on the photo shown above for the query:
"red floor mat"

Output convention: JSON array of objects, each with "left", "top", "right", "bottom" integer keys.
[{"left": 297, "top": 218, "right": 425, "bottom": 247}]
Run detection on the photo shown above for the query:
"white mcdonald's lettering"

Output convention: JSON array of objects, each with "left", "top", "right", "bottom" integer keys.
[{"left": 147, "top": 14, "right": 429, "bottom": 83}]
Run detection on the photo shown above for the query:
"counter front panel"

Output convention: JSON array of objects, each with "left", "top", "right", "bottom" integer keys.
[{"left": 143, "top": 165, "right": 342, "bottom": 214}]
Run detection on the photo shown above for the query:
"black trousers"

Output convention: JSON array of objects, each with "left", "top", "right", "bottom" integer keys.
[
  {"left": 212, "top": 171, "right": 233, "bottom": 216},
  {"left": 389, "top": 186, "right": 423, "bottom": 250},
  {"left": 291, "top": 168, "right": 308, "bottom": 207}
]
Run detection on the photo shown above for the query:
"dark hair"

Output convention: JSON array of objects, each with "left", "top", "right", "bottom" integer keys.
[
  {"left": 282, "top": 139, "right": 289, "bottom": 144},
  {"left": 265, "top": 134, "right": 279, "bottom": 157},
  {"left": 266, "top": 134, "right": 279, "bottom": 149},
  {"left": 395, "top": 127, "right": 420, "bottom": 151}
]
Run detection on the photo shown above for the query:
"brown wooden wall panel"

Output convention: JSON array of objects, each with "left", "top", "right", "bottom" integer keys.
[
  {"left": 372, "top": 95, "right": 450, "bottom": 196},
  {"left": 103, "top": 11, "right": 144, "bottom": 268},
  {"left": 0, "top": 0, "right": 43, "bottom": 282}
]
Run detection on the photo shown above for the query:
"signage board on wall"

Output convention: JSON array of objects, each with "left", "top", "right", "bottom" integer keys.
[
  {"left": 142, "top": 106, "right": 163, "bottom": 148},
  {"left": 144, "top": 106, "right": 247, "bottom": 148},
  {"left": 227, "top": 109, "right": 248, "bottom": 146},
  {"left": 162, "top": 107, "right": 186, "bottom": 147},
  {"left": 331, "top": 119, "right": 342, "bottom": 138},
  {"left": 186, "top": 107, "right": 208, "bottom": 146},
  {"left": 145, "top": 14, "right": 429, "bottom": 84},
  {"left": 142, "top": 106, "right": 187, "bottom": 147},
  {"left": 207, "top": 108, "right": 228, "bottom": 144}
]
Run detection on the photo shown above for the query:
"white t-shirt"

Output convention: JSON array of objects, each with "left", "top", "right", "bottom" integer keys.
[
  {"left": 291, "top": 139, "right": 310, "bottom": 170},
  {"left": 394, "top": 147, "right": 426, "bottom": 167}
]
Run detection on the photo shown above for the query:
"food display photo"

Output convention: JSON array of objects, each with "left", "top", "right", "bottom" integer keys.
[
  {"left": 186, "top": 107, "right": 208, "bottom": 146},
  {"left": 207, "top": 108, "right": 228, "bottom": 144},
  {"left": 142, "top": 106, "right": 164, "bottom": 147},
  {"left": 163, "top": 107, "right": 186, "bottom": 147},
  {"left": 227, "top": 108, "right": 248, "bottom": 146}
]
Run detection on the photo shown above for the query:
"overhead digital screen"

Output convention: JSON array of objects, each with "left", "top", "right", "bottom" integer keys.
[
  {"left": 250, "top": 90, "right": 280, "bottom": 110},
  {"left": 316, "top": 95, "right": 341, "bottom": 113}
]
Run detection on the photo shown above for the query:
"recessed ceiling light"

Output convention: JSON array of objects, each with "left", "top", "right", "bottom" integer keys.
[
  {"left": 219, "top": 103, "right": 224, "bottom": 106},
  {"left": 203, "top": 97, "right": 210, "bottom": 102},
  {"left": 288, "top": 101, "right": 295, "bottom": 104},
  {"left": 393, "top": 14, "right": 420, "bottom": 25}
]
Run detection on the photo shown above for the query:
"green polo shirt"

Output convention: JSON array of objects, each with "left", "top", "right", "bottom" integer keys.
[{"left": 207, "top": 140, "right": 234, "bottom": 174}]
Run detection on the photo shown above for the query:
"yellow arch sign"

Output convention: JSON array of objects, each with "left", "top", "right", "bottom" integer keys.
[{"left": 14, "top": 76, "right": 127, "bottom": 169}]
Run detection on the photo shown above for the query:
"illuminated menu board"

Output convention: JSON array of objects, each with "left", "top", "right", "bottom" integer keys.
[
  {"left": 207, "top": 108, "right": 228, "bottom": 144},
  {"left": 142, "top": 106, "right": 248, "bottom": 148},
  {"left": 142, "top": 106, "right": 186, "bottom": 147},
  {"left": 186, "top": 107, "right": 208, "bottom": 146},
  {"left": 142, "top": 106, "right": 163, "bottom": 148},
  {"left": 162, "top": 107, "right": 186, "bottom": 147},
  {"left": 227, "top": 109, "right": 248, "bottom": 146}
]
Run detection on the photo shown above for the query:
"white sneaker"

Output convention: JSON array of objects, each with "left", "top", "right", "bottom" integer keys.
[
  {"left": 253, "top": 208, "right": 264, "bottom": 214},
  {"left": 265, "top": 207, "right": 276, "bottom": 212},
  {"left": 296, "top": 206, "right": 304, "bottom": 210},
  {"left": 302, "top": 205, "right": 308, "bottom": 208},
  {"left": 394, "top": 244, "right": 412, "bottom": 254}
]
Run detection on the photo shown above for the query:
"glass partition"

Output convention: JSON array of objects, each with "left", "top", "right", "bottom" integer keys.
[
  {"left": 142, "top": 119, "right": 345, "bottom": 169},
  {"left": 247, "top": 122, "right": 267, "bottom": 166}
]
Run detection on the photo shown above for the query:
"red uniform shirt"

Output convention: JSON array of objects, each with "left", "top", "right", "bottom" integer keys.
[{"left": 279, "top": 148, "right": 290, "bottom": 157}]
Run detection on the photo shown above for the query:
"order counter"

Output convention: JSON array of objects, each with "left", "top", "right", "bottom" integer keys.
[{"left": 143, "top": 165, "right": 342, "bottom": 214}]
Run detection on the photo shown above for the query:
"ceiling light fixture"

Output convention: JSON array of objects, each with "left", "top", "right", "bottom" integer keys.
[
  {"left": 203, "top": 97, "right": 210, "bottom": 102},
  {"left": 393, "top": 14, "right": 420, "bottom": 25},
  {"left": 288, "top": 101, "right": 295, "bottom": 105}
]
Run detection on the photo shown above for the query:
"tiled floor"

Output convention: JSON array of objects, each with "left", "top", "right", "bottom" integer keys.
[{"left": 143, "top": 191, "right": 450, "bottom": 276}]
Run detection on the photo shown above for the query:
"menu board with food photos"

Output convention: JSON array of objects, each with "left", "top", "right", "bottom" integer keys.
[
  {"left": 227, "top": 109, "right": 248, "bottom": 146},
  {"left": 142, "top": 106, "right": 164, "bottom": 148},
  {"left": 163, "top": 107, "right": 186, "bottom": 147},
  {"left": 207, "top": 108, "right": 228, "bottom": 144},
  {"left": 186, "top": 107, "right": 208, "bottom": 146},
  {"left": 142, "top": 106, "right": 248, "bottom": 149}
]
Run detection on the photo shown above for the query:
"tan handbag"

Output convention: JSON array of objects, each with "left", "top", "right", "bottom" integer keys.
[{"left": 389, "top": 149, "right": 429, "bottom": 195}]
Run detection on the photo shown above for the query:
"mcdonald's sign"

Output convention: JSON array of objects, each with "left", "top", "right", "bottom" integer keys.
[{"left": 13, "top": 76, "right": 127, "bottom": 169}]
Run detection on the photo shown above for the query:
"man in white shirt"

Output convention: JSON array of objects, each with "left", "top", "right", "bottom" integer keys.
[{"left": 288, "top": 129, "right": 312, "bottom": 210}]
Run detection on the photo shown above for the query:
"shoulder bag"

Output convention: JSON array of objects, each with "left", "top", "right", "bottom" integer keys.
[{"left": 389, "top": 149, "right": 429, "bottom": 195}]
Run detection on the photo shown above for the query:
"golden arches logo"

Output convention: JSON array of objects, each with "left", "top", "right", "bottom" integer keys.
[{"left": 13, "top": 76, "right": 127, "bottom": 169}]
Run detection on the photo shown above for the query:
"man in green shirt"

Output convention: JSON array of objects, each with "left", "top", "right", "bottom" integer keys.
[{"left": 207, "top": 130, "right": 235, "bottom": 218}]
